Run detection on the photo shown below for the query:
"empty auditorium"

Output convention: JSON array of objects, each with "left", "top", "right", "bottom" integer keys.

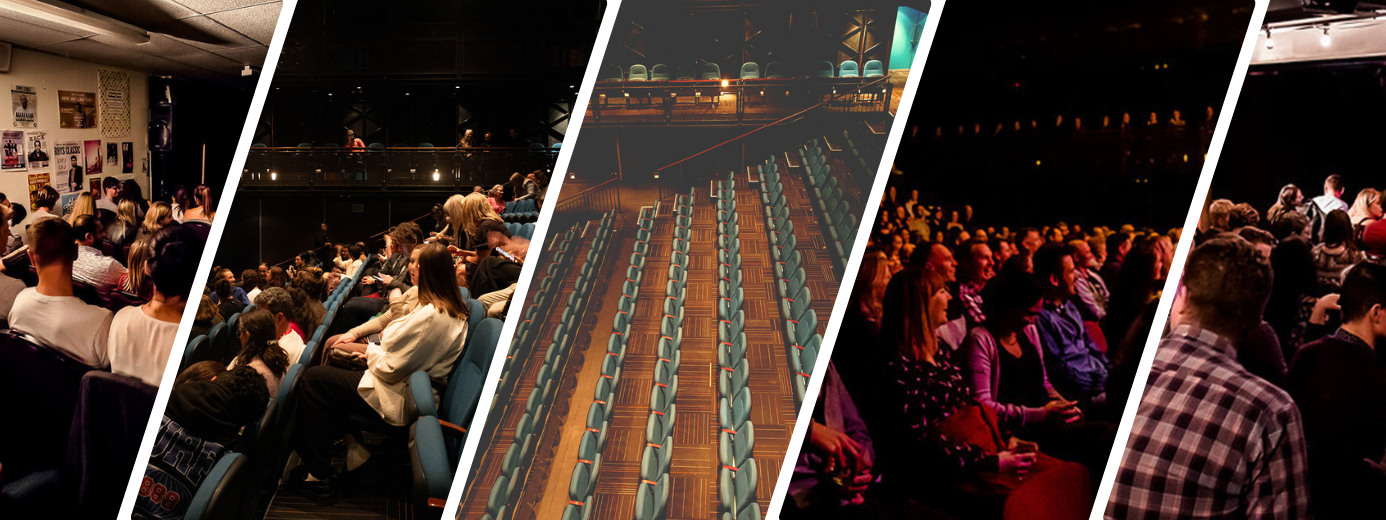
[
  {"left": 456, "top": 1, "right": 929, "bottom": 519},
  {"left": 155, "top": 0, "right": 603, "bottom": 519},
  {"left": 0, "top": 0, "right": 273, "bottom": 516}
]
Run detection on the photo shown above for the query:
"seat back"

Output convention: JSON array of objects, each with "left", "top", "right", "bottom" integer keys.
[
  {"left": 839, "top": 60, "right": 859, "bottom": 77},
  {"left": 650, "top": 64, "right": 670, "bottom": 80},
  {"left": 701, "top": 62, "right": 721, "bottom": 80},
  {"left": 764, "top": 62, "right": 784, "bottom": 78},
  {"left": 863, "top": 59, "right": 884, "bottom": 77},
  {"left": 740, "top": 62, "right": 759, "bottom": 79},
  {"left": 675, "top": 64, "right": 695, "bottom": 80},
  {"left": 69, "top": 371, "right": 158, "bottom": 511},
  {"left": 0, "top": 331, "right": 93, "bottom": 476},
  {"left": 444, "top": 319, "right": 504, "bottom": 426},
  {"left": 815, "top": 61, "right": 835, "bottom": 78},
  {"left": 602, "top": 64, "right": 624, "bottom": 81},
  {"left": 629, "top": 64, "right": 649, "bottom": 80}
]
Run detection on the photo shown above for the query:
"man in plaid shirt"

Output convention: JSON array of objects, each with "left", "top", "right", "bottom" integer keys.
[{"left": 1106, "top": 235, "right": 1310, "bottom": 519}]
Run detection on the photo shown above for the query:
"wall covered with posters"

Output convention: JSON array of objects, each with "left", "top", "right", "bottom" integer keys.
[{"left": 2, "top": 47, "right": 149, "bottom": 211}]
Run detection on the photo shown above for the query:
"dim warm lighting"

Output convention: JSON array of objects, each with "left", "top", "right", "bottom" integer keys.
[
  {"left": 433, "top": 170, "right": 440, "bottom": 181},
  {"left": 569, "top": 172, "right": 576, "bottom": 180},
  {"left": 624, "top": 92, "right": 629, "bottom": 97},
  {"left": 405, "top": 92, "right": 410, "bottom": 96},
  {"left": 1035, "top": 160, "right": 1041, "bottom": 166},
  {"left": 271, "top": 171, "right": 277, "bottom": 181},
  {"left": 327, "top": 93, "right": 333, "bottom": 97},
  {"left": 654, "top": 172, "right": 660, "bottom": 179},
  {"left": 721, "top": 80, "right": 728, "bottom": 87},
  {"left": 1321, "top": 27, "right": 1332, "bottom": 47},
  {"left": 1182, "top": 154, "right": 1189, "bottom": 163},
  {"left": 695, "top": 91, "right": 701, "bottom": 97}
]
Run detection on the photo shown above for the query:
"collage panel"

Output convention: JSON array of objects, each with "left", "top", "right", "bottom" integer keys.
[
  {"left": 132, "top": 0, "right": 603, "bottom": 518},
  {"left": 1106, "top": 5, "right": 1386, "bottom": 519},
  {"left": 0, "top": 1, "right": 283, "bottom": 517},
  {"left": 453, "top": 1, "right": 931, "bottom": 519},
  {"left": 777, "top": 1, "right": 1260, "bottom": 519}
]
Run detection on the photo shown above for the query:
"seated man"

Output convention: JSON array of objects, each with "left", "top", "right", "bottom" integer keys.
[
  {"left": 15, "top": 185, "right": 59, "bottom": 248},
  {"left": 253, "top": 287, "right": 306, "bottom": 364},
  {"left": 1032, "top": 244, "right": 1108, "bottom": 405},
  {"left": 1287, "top": 262, "right": 1386, "bottom": 520},
  {"left": 10, "top": 218, "right": 114, "bottom": 367},
  {"left": 71, "top": 213, "right": 127, "bottom": 293},
  {"left": 134, "top": 366, "right": 269, "bottom": 520}
]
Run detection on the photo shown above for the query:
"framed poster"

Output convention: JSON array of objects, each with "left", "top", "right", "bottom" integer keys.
[
  {"left": 54, "top": 140, "right": 83, "bottom": 193},
  {"left": 121, "top": 142, "right": 133, "bottom": 173},
  {"left": 12, "top": 86, "right": 37, "bottom": 128},
  {"left": 106, "top": 142, "right": 118, "bottom": 167},
  {"left": 26, "top": 131, "right": 49, "bottom": 170},
  {"left": 27, "top": 172, "right": 49, "bottom": 210},
  {"left": 1, "top": 130, "right": 24, "bottom": 170},
  {"left": 84, "top": 139, "right": 102, "bottom": 177},
  {"left": 58, "top": 90, "right": 98, "bottom": 129}
]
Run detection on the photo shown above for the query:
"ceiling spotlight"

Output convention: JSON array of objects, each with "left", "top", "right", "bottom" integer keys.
[
  {"left": 1321, "top": 27, "right": 1332, "bottom": 48},
  {"left": 271, "top": 171, "right": 277, "bottom": 181},
  {"left": 433, "top": 169, "right": 440, "bottom": 181}
]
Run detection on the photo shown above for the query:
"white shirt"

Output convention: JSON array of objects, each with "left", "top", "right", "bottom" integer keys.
[
  {"left": 246, "top": 287, "right": 262, "bottom": 301},
  {"left": 1313, "top": 194, "right": 1349, "bottom": 214},
  {"left": 279, "top": 328, "right": 306, "bottom": 365},
  {"left": 73, "top": 245, "right": 127, "bottom": 291},
  {"left": 108, "top": 305, "right": 181, "bottom": 387},
  {"left": 10, "top": 287, "right": 113, "bottom": 367}
]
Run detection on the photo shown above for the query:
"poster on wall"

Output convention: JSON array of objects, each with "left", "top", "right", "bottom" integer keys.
[
  {"left": 58, "top": 90, "right": 98, "bottom": 129},
  {"left": 11, "top": 87, "right": 37, "bottom": 128},
  {"left": 88, "top": 178, "right": 101, "bottom": 198},
  {"left": 98, "top": 70, "right": 131, "bottom": 138},
  {"left": 121, "top": 142, "right": 133, "bottom": 173},
  {"left": 54, "top": 140, "right": 83, "bottom": 193},
  {"left": 84, "top": 140, "right": 103, "bottom": 178},
  {"left": 26, "top": 131, "right": 50, "bottom": 170},
  {"left": 60, "top": 193, "right": 80, "bottom": 217},
  {"left": 106, "top": 143, "right": 118, "bottom": 168},
  {"left": 2, "top": 131, "right": 24, "bottom": 171},
  {"left": 27, "top": 172, "right": 49, "bottom": 210}
]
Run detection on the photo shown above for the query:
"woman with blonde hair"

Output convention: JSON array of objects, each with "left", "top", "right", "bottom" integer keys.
[
  {"left": 139, "top": 201, "right": 174, "bottom": 240},
  {"left": 183, "top": 185, "right": 216, "bottom": 222},
  {"left": 443, "top": 193, "right": 508, "bottom": 262},
  {"left": 118, "top": 238, "right": 154, "bottom": 298},
  {"left": 508, "top": 172, "right": 525, "bottom": 200},
  {"left": 1348, "top": 187, "right": 1382, "bottom": 228},
  {"left": 65, "top": 192, "right": 95, "bottom": 224},
  {"left": 108, "top": 199, "right": 141, "bottom": 245}
]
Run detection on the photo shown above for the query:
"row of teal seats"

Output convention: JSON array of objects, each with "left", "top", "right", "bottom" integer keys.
[
  {"left": 602, "top": 60, "right": 886, "bottom": 81},
  {"left": 797, "top": 139, "right": 859, "bottom": 264},
  {"left": 635, "top": 194, "right": 692, "bottom": 520},
  {"left": 501, "top": 200, "right": 539, "bottom": 223},
  {"left": 757, "top": 154, "right": 825, "bottom": 406},
  {"left": 713, "top": 171, "right": 762, "bottom": 520},
  {"left": 486, "top": 211, "right": 615, "bottom": 520},
  {"left": 566, "top": 207, "right": 650, "bottom": 520},
  {"left": 507, "top": 223, "right": 580, "bottom": 389}
]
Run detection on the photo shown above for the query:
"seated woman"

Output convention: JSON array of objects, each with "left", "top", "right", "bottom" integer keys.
[
  {"left": 876, "top": 268, "right": 1090, "bottom": 520},
  {"left": 107, "top": 199, "right": 141, "bottom": 245},
  {"left": 288, "top": 243, "right": 470, "bottom": 504},
  {"left": 961, "top": 270, "right": 1115, "bottom": 476},
  {"left": 487, "top": 184, "right": 506, "bottom": 215},
  {"left": 333, "top": 243, "right": 366, "bottom": 277},
  {"left": 182, "top": 185, "right": 216, "bottom": 222},
  {"left": 229, "top": 308, "right": 290, "bottom": 395},
  {"left": 135, "top": 202, "right": 174, "bottom": 242},
  {"left": 109, "top": 224, "right": 203, "bottom": 387}
]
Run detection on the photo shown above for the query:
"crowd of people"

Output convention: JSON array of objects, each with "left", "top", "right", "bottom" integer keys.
[
  {"left": 151, "top": 176, "right": 546, "bottom": 512},
  {"left": 927, "top": 107, "right": 1217, "bottom": 141},
  {"left": 788, "top": 184, "right": 1180, "bottom": 520},
  {"left": 1107, "top": 174, "right": 1386, "bottom": 519}
]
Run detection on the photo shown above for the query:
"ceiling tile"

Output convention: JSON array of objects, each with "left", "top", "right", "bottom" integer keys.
[
  {"left": 173, "top": 14, "right": 260, "bottom": 50},
  {"left": 173, "top": 0, "right": 274, "bottom": 16},
  {"left": 212, "top": 45, "right": 271, "bottom": 66},
  {"left": 42, "top": 38, "right": 192, "bottom": 73},
  {"left": 90, "top": 33, "right": 206, "bottom": 57},
  {"left": 0, "top": 9, "right": 96, "bottom": 41},
  {"left": 206, "top": 2, "right": 281, "bottom": 45},
  {"left": 162, "top": 49, "right": 244, "bottom": 74}
]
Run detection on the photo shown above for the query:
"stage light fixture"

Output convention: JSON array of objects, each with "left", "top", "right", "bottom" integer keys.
[
  {"left": 433, "top": 169, "right": 440, "bottom": 181},
  {"left": 653, "top": 171, "right": 660, "bottom": 179},
  {"left": 721, "top": 80, "right": 729, "bottom": 87},
  {"left": 271, "top": 171, "right": 277, "bottom": 181},
  {"left": 1321, "top": 27, "right": 1332, "bottom": 47},
  {"left": 569, "top": 172, "right": 576, "bottom": 180}
]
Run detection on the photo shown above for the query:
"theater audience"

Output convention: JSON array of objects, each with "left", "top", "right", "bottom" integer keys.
[
  {"left": 15, "top": 185, "right": 59, "bottom": 247},
  {"left": 107, "top": 199, "right": 141, "bottom": 245},
  {"left": 108, "top": 224, "right": 203, "bottom": 387},
  {"left": 287, "top": 243, "right": 469, "bottom": 503},
  {"left": 182, "top": 184, "right": 216, "bottom": 222},
  {"left": 97, "top": 176, "right": 120, "bottom": 213},
  {"left": 1031, "top": 245, "right": 1108, "bottom": 406},
  {"left": 191, "top": 294, "right": 221, "bottom": 340},
  {"left": 243, "top": 268, "right": 264, "bottom": 300},
  {"left": 1349, "top": 188, "right": 1382, "bottom": 229},
  {"left": 64, "top": 192, "right": 95, "bottom": 225},
  {"left": 1313, "top": 174, "right": 1349, "bottom": 215},
  {"left": 1312, "top": 210, "right": 1363, "bottom": 292},
  {"left": 9, "top": 218, "right": 113, "bottom": 367},
  {"left": 138, "top": 201, "right": 174, "bottom": 241},
  {"left": 215, "top": 278, "right": 244, "bottom": 319},
  {"left": 255, "top": 287, "right": 307, "bottom": 366}
]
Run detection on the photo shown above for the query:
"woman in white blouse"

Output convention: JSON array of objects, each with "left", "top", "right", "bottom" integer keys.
[{"left": 287, "top": 243, "right": 469, "bottom": 503}]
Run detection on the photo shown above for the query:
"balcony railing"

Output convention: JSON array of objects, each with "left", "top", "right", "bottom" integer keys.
[
  {"left": 587, "top": 76, "right": 894, "bottom": 125},
  {"left": 240, "top": 146, "right": 559, "bottom": 189}
]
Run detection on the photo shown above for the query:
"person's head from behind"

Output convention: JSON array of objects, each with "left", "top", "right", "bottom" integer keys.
[
  {"left": 981, "top": 270, "right": 1046, "bottom": 333},
  {"left": 102, "top": 176, "right": 120, "bottom": 199},
  {"left": 214, "top": 277, "right": 234, "bottom": 302},
  {"left": 1236, "top": 227, "right": 1276, "bottom": 260},
  {"left": 173, "top": 360, "right": 226, "bottom": 390},
  {"left": 958, "top": 239, "right": 995, "bottom": 285},
  {"left": 1179, "top": 236, "right": 1272, "bottom": 338},
  {"left": 121, "top": 179, "right": 144, "bottom": 204},
  {"left": 1229, "top": 203, "right": 1260, "bottom": 229},
  {"left": 292, "top": 268, "right": 325, "bottom": 302},
  {"left": 390, "top": 220, "right": 423, "bottom": 254},
  {"left": 1324, "top": 210, "right": 1354, "bottom": 247},
  {"left": 1207, "top": 198, "right": 1233, "bottom": 231},
  {"left": 146, "top": 224, "right": 203, "bottom": 306},
  {"left": 880, "top": 267, "right": 950, "bottom": 360},
  {"left": 1325, "top": 174, "right": 1344, "bottom": 198},
  {"left": 1272, "top": 210, "right": 1311, "bottom": 241},
  {"left": 116, "top": 198, "right": 140, "bottom": 227},
  {"left": 851, "top": 251, "right": 892, "bottom": 320},
  {"left": 28, "top": 217, "right": 77, "bottom": 273},
  {"left": 171, "top": 185, "right": 189, "bottom": 209},
  {"left": 241, "top": 269, "right": 261, "bottom": 290},
  {"left": 1338, "top": 263, "right": 1386, "bottom": 340},
  {"left": 1278, "top": 184, "right": 1303, "bottom": 208},
  {"left": 66, "top": 192, "right": 95, "bottom": 224},
  {"left": 194, "top": 185, "right": 215, "bottom": 214},
  {"left": 1033, "top": 243, "right": 1078, "bottom": 301},
  {"left": 255, "top": 287, "right": 294, "bottom": 337},
  {"left": 348, "top": 243, "right": 364, "bottom": 260},
  {"left": 142, "top": 201, "right": 173, "bottom": 234},
  {"left": 413, "top": 243, "right": 468, "bottom": 320},
  {"left": 235, "top": 308, "right": 288, "bottom": 377},
  {"left": 1353, "top": 188, "right": 1383, "bottom": 220},
  {"left": 267, "top": 266, "right": 287, "bottom": 288},
  {"left": 71, "top": 213, "right": 104, "bottom": 246}
]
